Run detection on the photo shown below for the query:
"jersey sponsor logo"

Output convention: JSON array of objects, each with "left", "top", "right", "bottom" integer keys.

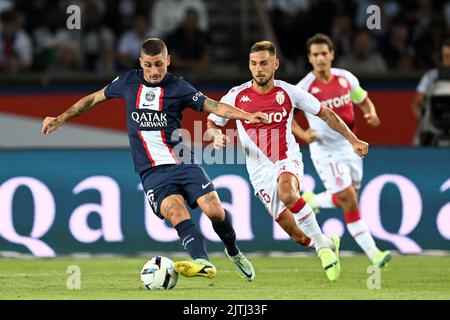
[
  {"left": 192, "top": 92, "right": 204, "bottom": 101},
  {"left": 240, "top": 95, "right": 251, "bottom": 102},
  {"left": 276, "top": 91, "right": 285, "bottom": 105},
  {"left": 145, "top": 91, "right": 156, "bottom": 102},
  {"left": 243, "top": 107, "right": 287, "bottom": 124},
  {"left": 131, "top": 110, "right": 168, "bottom": 129},
  {"left": 320, "top": 93, "right": 351, "bottom": 109},
  {"left": 338, "top": 77, "right": 348, "bottom": 88}
]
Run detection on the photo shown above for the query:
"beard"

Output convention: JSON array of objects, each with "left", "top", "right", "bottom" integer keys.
[{"left": 253, "top": 73, "right": 273, "bottom": 87}]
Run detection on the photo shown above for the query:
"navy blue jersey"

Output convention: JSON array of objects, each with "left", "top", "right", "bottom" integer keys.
[{"left": 104, "top": 70, "right": 206, "bottom": 173}]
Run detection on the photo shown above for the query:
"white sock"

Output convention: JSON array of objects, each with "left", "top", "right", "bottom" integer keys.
[
  {"left": 311, "top": 191, "right": 337, "bottom": 209},
  {"left": 308, "top": 236, "right": 336, "bottom": 251},
  {"left": 346, "top": 219, "right": 378, "bottom": 261},
  {"left": 292, "top": 203, "right": 330, "bottom": 253}
]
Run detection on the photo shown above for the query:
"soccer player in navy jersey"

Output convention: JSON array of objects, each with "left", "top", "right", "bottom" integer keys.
[{"left": 41, "top": 38, "right": 268, "bottom": 282}]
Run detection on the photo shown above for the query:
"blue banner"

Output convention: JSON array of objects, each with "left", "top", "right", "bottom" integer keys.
[{"left": 0, "top": 148, "right": 449, "bottom": 256}]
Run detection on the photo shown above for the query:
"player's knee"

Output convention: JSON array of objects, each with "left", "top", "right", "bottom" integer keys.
[
  {"left": 203, "top": 204, "right": 225, "bottom": 222},
  {"left": 334, "top": 187, "right": 354, "bottom": 202},
  {"left": 279, "top": 191, "right": 300, "bottom": 209},
  {"left": 163, "top": 206, "right": 190, "bottom": 226},
  {"left": 335, "top": 189, "right": 357, "bottom": 207}
]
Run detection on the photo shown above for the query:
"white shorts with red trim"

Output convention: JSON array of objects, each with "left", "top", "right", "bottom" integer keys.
[
  {"left": 253, "top": 157, "right": 304, "bottom": 221},
  {"left": 311, "top": 150, "right": 363, "bottom": 194}
]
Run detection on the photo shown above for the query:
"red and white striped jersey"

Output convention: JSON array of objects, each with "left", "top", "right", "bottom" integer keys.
[
  {"left": 208, "top": 80, "right": 321, "bottom": 182},
  {"left": 297, "top": 68, "right": 367, "bottom": 152}
]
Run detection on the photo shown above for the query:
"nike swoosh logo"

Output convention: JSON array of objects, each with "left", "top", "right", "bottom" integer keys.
[
  {"left": 142, "top": 103, "right": 150, "bottom": 107},
  {"left": 237, "top": 265, "right": 253, "bottom": 278},
  {"left": 202, "top": 182, "right": 212, "bottom": 189}
]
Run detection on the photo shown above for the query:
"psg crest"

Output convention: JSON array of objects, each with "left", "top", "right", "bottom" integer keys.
[
  {"left": 145, "top": 91, "right": 156, "bottom": 102},
  {"left": 276, "top": 91, "right": 285, "bottom": 105}
]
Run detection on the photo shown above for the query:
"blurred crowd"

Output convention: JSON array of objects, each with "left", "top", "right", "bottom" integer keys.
[
  {"left": 0, "top": 0, "right": 449, "bottom": 74},
  {"left": 268, "top": 0, "right": 450, "bottom": 74},
  {"left": 0, "top": 0, "right": 212, "bottom": 73}
]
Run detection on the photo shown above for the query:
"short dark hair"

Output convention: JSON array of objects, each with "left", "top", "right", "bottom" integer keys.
[
  {"left": 306, "top": 33, "right": 334, "bottom": 54},
  {"left": 250, "top": 41, "right": 276, "bottom": 56},
  {"left": 141, "top": 38, "right": 168, "bottom": 56}
]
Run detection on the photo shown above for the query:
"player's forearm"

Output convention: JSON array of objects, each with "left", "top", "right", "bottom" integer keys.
[
  {"left": 411, "top": 94, "right": 424, "bottom": 119},
  {"left": 318, "top": 107, "right": 358, "bottom": 144},
  {"left": 203, "top": 98, "right": 250, "bottom": 121},
  {"left": 58, "top": 93, "right": 100, "bottom": 123},
  {"left": 359, "top": 98, "right": 377, "bottom": 117},
  {"left": 291, "top": 119, "right": 308, "bottom": 141}
]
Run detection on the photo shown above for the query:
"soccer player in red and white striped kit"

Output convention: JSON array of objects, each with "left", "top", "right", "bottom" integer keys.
[{"left": 294, "top": 33, "right": 391, "bottom": 267}]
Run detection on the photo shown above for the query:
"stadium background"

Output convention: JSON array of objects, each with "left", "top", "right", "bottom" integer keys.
[{"left": 0, "top": 0, "right": 449, "bottom": 257}]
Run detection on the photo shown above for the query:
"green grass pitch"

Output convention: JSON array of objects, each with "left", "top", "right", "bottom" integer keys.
[{"left": 0, "top": 255, "right": 449, "bottom": 300}]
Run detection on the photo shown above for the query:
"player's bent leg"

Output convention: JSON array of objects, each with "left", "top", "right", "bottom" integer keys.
[
  {"left": 302, "top": 191, "right": 341, "bottom": 213},
  {"left": 333, "top": 186, "right": 359, "bottom": 212},
  {"left": 160, "top": 194, "right": 192, "bottom": 226},
  {"left": 277, "top": 209, "right": 338, "bottom": 249},
  {"left": 160, "top": 195, "right": 217, "bottom": 279},
  {"left": 277, "top": 173, "right": 340, "bottom": 281},
  {"left": 334, "top": 187, "right": 385, "bottom": 265},
  {"left": 277, "top": 209, "right": 312, "bottom": 247},
  {"left": 302, "top": 191, "right": 320, "bottom": 214},
  {"left": 197, "top": 191, "right": 255, "bottom": 281}
]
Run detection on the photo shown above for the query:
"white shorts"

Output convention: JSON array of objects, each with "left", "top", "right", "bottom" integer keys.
[
  {"left": 311, "top": 150, "right": 363, "bottom": 194},
  {"left": 253, "top": 157, "right": 304, "bottom": 221}
]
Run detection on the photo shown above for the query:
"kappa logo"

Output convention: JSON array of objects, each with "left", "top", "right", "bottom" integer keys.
[
  {"left": 276, "top": 91, "right": 285, "bottom": 105},
  {"left": 240, "top": 95, "right": 251, "bottom": 102},
  {"left": 311, "top": 87, "right": 321, "bottom": 94}
]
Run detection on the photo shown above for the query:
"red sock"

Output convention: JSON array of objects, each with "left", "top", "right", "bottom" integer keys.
[
  {"left": 303, "top": 237, "right": 312, "bottom": 247},
  {"left": 289, "top": 198, "right": 306, "bottom": 213},
  {"left": 332, "top": 194, "right": 341, "bottom": 207},
  {"left": 344, "top": 210, "right": 361, "bottom": 224}
]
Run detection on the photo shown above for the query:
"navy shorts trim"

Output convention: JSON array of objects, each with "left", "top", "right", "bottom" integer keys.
[{"left": 140, "top": 164, "right": 216, "bottom": 219}]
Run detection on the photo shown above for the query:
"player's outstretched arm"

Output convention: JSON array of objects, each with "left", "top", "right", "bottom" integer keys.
[
  {"left": 292, "top": 119, "right": 317, "bottom": 144},
  {"left": 202, "top": 98, "right": 268, "bottom": 124},
  {"left": 206, "top": 120, "right": 230, "bottom": 150},
  {"left": 41, "top": 87, "right": 108, "bottom": 135},
  {"left": 317, "top": 107, "right": 369, "bottom": 157},
  {"left": 359, "top": 97, "right": 381, "bottom": 127}
]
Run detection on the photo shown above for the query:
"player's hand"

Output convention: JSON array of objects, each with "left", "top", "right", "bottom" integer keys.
[
  {"left": 303, "top": 128, "right": 317, "bottom": 143},
  {"left": 246, "top": 112, "right": 269, "bottom": 124},
  {"left": 364, "top": 113, "right": 380, "bottom": 127},
  {"left": 41, "top": 116, "right": 63, "bottom": 135},
  {"left": 212, "top": 133, "right": 230, "bottom": 149},
  {"left": 352, "top": 139, "right": 369, "bottom": 158}
]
